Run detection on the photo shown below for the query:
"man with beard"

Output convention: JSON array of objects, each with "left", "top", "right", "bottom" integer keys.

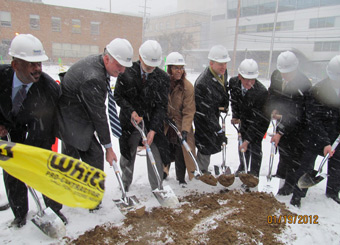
[{"left": 0, "top": 34, "right": 66, "bottom": 227}]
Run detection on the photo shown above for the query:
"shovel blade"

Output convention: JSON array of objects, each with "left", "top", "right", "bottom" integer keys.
[
  {"left": 114, "top": 195, "right": 145, "bottom": 217},
  {"left": 152, "top": 185, "right": 179, "bottom": 208},
  {"left": 297, "top": 170, "right": 326, "bottom": 189},
  {"left": 31, "top": 207, "right": 66, "bottom": 238},
  {"left": 258, "top": 176, "right": 280, "bottom": 196}
]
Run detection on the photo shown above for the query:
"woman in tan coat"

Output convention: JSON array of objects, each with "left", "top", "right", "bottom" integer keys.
[{"left": 164, "top": 52, "right": 196, "bottom": 186}]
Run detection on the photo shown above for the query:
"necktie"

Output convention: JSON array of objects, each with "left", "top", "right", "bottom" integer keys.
[
  {"left": 142, "top": 73, "right": 146, "bottom": 85},
  {"left": 242, "top": 88, "right": 247, "bottom": 96},
  {"left": 107, "top": 82, "right": 122, "bottom": 138},
  {"left": 12, "top": 85, "right": 27, "bottom": 115}
]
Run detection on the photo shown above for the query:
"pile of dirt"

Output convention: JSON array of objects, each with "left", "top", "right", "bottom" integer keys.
[{"left": 65, "top": 190, "right": 294, "bottom": 244}]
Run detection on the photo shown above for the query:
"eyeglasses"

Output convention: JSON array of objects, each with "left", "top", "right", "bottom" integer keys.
[{"left": 171, "top": 66, "right": 185, "bottom": 71}]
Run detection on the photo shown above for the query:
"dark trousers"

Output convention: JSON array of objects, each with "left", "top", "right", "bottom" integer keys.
[
  {"left": 236, "top": 139, "right": 263, "bottom": 177},
  {"left": 293, "top": 148, "right": 340, "bottom": 198},
  {"left": 169, "top": 142, "right": 186, "bottom": 182},
  {"left": 3, "top": 170, "right": 62, "bottom": 219},
  {"left": 62, "top": 135, "right": 104, "bottom": 171}
]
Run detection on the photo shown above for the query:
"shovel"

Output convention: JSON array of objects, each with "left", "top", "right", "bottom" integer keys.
[
  {"left": 111, "top": 160, "right": 145, "bottom": 217},
  {"left": 132, "top": 119, "right": 179, "bottom": 208},
  {"left": 6, "top": 134, "right": 65, "bottom": 238},
  {"left": 232, "top": 123, "right": 259, "bottom": 188},
  {"left": 213, "top": 108, "right": 235, "bottom": 187},
  {"left": 28, "top": 187, "right": 66, "bottom": 238},
  {"left": 298, "top": 134, "right": 340, "bottom": 189},
  {"left": 165, "top": 118, "right": 217, "bottom": 186},
  {"left": 258, "top": 120, "right": 280, "bottom": 195}
]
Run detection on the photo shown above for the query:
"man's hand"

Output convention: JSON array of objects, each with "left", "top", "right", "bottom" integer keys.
[
  {"left": 271, "top": 133, "right": 282, "bottom": 147},
  {"left": 0, "top": 125, "right": 8, "bottom": 138},
  {"left": 231, "top": 118, "right": 240, "bottom": 125},
  {"left": 105, "top": 147, "right": 117, "bottom": 166},
  {"left": 324, "top": 145, "right": 334, "bottom": 157},
  {"left": 217, "top": 132, "right": 228, "bottom": 145},
  {"left": 146, "top": 130, "right": 156, "bottom": 146},
  {"left": 240, "top": 140, "right": 249, "bottom": 152},
  {"left": 131, "top": 111, "right": 143, "bottom": 126},
  {"left": 271, "top": 110, "right": 282, "bottom": 120}
]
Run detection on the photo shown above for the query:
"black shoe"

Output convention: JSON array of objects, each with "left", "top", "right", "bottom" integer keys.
[
  {"left": 89, "top": 203, "right": 102, "bottom": 213},
  {"left": 179, "top": 180, "right": 187, "bottom": 188},
  {"left": 290, "top": 195, "right": 301, "bottom": 208},
  {"left": 10, "top": 215, "right": 27, "bottom": 228},
  {"left": 0, "top": 203, "right": 10, "bottom": 211},
  {"left": 277, "top": 184, "right": 293, "bottom": 196},
  {"left": 56, "top": 211, "right": 68, "bottom": 225},
  {"left": 326, "top": 193, "right": 340, "bottom": 205},
  {"left": 163, "top": 172, "right": 168, "bottom": 180}
]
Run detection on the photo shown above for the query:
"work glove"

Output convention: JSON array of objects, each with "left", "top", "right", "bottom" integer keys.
[
  {"left": 217, "top": 132, "right": 228, "bottom": 145},
  {"left": 181, "top": 130, "right": 188, "bottom": 142}
]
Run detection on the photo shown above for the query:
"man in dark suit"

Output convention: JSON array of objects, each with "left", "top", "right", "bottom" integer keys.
[
  {"left": 290, "top": 55, "right": 340, "bottom": 207},
  {"left": 0, "top": 34, "right": 66, "bottom": 227},
  {"left": 114, "top": 40, "right": 170, "bottom": 192},
  {"left": 194, "top": 45, "right": 229, "bottom": 174},
  {"left": 229, "top": 59, "right": 270, "bottom": 179},
  {"left": 56, "top": 38, "right": 133, "bottom": 211}
]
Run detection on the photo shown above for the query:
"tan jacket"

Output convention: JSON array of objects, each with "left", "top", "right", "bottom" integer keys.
[{"left": 165, "top": 78, "right": 196, "bottom": 180}]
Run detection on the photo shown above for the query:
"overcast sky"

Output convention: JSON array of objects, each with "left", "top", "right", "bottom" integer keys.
[{"left": 42, "top": 0, "right": 177, "bottom": 16}]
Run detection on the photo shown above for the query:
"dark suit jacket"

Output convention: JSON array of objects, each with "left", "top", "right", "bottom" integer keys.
[
  {"left": 114, "top": 61, "right": 170, "bottom": 162},
  {"left": 56, "top": 55, "right": 111, "bottom": 151},
  {"left": 0, "top": 64, "right": 60, "bottom": 149}
]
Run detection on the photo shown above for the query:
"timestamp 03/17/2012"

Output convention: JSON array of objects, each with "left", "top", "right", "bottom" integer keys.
[{"left": 267, "top": 215, "right": 319, "bottom": 224}]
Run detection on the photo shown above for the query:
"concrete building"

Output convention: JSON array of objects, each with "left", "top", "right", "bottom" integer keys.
[{"left": 0, "top": 0, "right": 143, "bottom": 65}]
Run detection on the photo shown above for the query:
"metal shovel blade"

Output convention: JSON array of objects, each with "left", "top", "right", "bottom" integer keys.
[
  {"left": 258, "top": 176, "right": 280, "bottom": 196},
  {"left": 297, "top": 170, "right": 327, "bottom": 189},
  {"left": 31, "top": 207, "right": 66, "bottom": 238},
  {"left": 152, "top": 185, "right": 179, "bottom": 208},
  {"left": 114, "top": 196, "right": 145, "bottom": 217}
]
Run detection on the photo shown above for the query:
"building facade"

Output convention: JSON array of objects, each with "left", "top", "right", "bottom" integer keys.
[{"left": 0, "top": 0, "right": 143, "bottom": 64}]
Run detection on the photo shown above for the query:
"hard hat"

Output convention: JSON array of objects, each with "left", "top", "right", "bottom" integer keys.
[
  {"left": 139, "top": 40, "right": 162, "bottom": 67},
  {"left": 277, "top": 51, "right": 299, "bottom": 73},
  {"left": 238, "top": 59, "right": 259, "bottom": 79},
  {"left": 165, "top": 52, "right": 186, "bottom": 66},
  {"left": 208, "top": 45, "right": 231, "bottom": 63},
  {"left": 106, "top": 38, "right": 133, "bottom": 67},
  {"left": 8, "top": 34, "right": 48, "bottom": 62},
  {"left": 326, "top": 55, "right": 340, "bottom": 81}
]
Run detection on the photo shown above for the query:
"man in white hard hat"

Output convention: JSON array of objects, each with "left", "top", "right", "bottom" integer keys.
[
  {"left": 290, "top": 55, "right": 340, "bottom": 207},
  {"left": 56, "top": 38, "right": 133, "bottom": 211},
  {"left": 0, "top": 34, "right": 67, "bottom": 227},
  {"left": 229, "top": 59, "right": 270, "bottom": 185},
  {"left": 268, "top": 51, "right": 312, "bottom": 195},
  {"left": 194, "top": 45, "right": 230, "bottom": 174},
  {"left": 114, "top": 40, "right": 170, "bottom": 192}
]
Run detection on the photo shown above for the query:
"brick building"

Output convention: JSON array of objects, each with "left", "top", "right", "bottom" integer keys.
[{"left": 0, "top": 0, "right": 143, "bottom": 65}]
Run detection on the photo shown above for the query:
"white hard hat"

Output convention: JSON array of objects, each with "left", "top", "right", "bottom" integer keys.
[
  {"left": 277, "top": 51, "right": 299, "bottom": 73},
  {"left": 8, "top": 34, "right": 48, "bottom": 62},
  {"left": 208, "top": 45, "right": 231, "bottom": 63},
  {"left": 139, "top": 40, "right": 162, "bottom": 67},
  {"left": 165, "top": 52, "right": 186, "bottom": 66},
  {"left": 326, "top": 55, "right": 340, "bottom": 81},
  {"left": 106, "top": 38, "right": 133, "bottom": 67},
  {"left": 238, "top": 59, "right": 259, "bottom": 79}
]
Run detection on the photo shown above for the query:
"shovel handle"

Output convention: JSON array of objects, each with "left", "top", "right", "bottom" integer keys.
[
  {"left": 28, "top": 187, "right": 44, "bottom": 217},
  {"left": 111, "top": 161, "right": 127, "bottom": 199},
  {"left": 317, "top": 134, "right": 340, "bottom": 174}
]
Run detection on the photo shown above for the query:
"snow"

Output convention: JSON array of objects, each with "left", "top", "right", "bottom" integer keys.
[{"left": 0, "top": 66, "right": 340, "bottom": 244}]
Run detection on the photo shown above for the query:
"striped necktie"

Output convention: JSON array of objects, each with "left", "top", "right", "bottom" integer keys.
[
  {"left": 107, "top": 81, "right": 122, "bottom": 138},
  {"left": 12, "top": 84, "right": 27, "bottom": 115}
]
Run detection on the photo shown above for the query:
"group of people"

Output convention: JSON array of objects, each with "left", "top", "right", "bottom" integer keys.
[{"left": 0, "top": 33, "right": 339, "bottom": 229}]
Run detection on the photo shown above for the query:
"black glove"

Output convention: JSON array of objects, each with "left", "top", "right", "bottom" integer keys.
[
  {"left": 181, "top": 130, "right": 188, "bottom": 142},
  {"left": 217, "top": 132, "right": 228, "bottom": 145}
]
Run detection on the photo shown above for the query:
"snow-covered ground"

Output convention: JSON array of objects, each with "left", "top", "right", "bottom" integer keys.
[{"left": 0, "top": 65, "right": 339, "bottom": 244}]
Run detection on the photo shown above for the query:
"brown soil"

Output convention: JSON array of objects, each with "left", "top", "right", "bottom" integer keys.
[
  {"left": 66, "top": 190, "right": 294, "bottom": 245},
  {"left": 239, "top": 173, "right": 259, "bottom": 187},
  {"left": 199, "top": 174, "right": 218, "bottom": 186},
  {"left": 217, "top": 174, "right": 235, "bottom": 187}
]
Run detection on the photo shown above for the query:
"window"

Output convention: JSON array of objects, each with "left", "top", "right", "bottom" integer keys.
[
  {"left": 30, "top": 14, "right": 40, "bottom": 30},
  {"left": 52, "top": 17, "right": 61, "bottom": 32},
  {"left": 309, "top": 16, "right": 336, "bottom": 29},
  {"left": 0, "top": 11, "right": 11, "bottom": 27},
  {"left": 52, "top": 42, "right": 99, "bottom": 58},
  {"left": 91, "top": 22, "right": 100, "bottom": 35},
  {"left": 72, "top": 19, "right": 81, "bottom": 34},
  {"left": 314, "top": 41, "right": 340, "bottom": 52}
]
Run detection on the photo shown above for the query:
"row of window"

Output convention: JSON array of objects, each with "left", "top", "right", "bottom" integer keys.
[
  {"left": 309, "top": 16, "right": 340, "bottom": 29},
  {"left": 239, "top": 21, "right": 294, "bottom": 33},
  {"left": 314, "top": 41, "right": 340, "bottom": 52},
  {"left": 0, "top": 11, "right": 100, "bottom": 35}
]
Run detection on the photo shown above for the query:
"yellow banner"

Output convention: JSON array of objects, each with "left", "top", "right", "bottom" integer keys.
[{"left": 0, "top": 140, "right": 106, "bottom": 209}]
